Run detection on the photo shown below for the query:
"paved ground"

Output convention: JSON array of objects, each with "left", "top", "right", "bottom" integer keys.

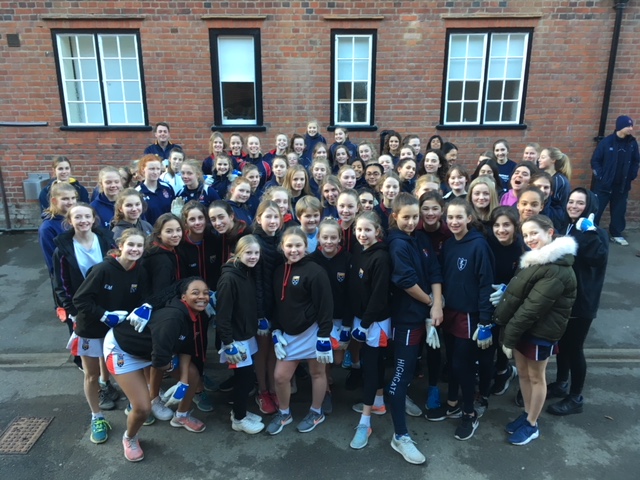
[{"left": 0, "top": 231, "right": 639, "bottom": 480}]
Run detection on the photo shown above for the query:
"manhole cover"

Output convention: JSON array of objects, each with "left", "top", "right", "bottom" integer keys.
[{"left": 0, "top": 417, "right": 54, "bottom": 454}]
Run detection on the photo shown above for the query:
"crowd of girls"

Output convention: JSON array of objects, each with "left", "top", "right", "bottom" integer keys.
[{"left": 37, "top": 122, "right": 609, "bottom": 465}]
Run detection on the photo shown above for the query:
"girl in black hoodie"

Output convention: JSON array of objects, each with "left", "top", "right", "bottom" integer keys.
[
  {"left": 217, "top": 235, "right": 265, "bottom": 434},
  {"left": 73, "top": 228, "right": 149, "bottom": 446}
]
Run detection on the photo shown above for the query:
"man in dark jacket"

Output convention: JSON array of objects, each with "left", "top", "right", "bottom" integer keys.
[{"left": 591, "top": 115, "right": 640, "bottom": 246}]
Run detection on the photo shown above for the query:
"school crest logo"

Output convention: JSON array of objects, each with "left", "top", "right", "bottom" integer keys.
[
  {"left": 82, "top": 338, "right": 90, "bottom": 351},
  {"left": 130, "top": 283, "right": 138, "bottom": 293},
  {"left": 292, "top": 275, "right": 300, "bottom": 286},
  {"left": 337, "top": 272, "right": 345, "bottom": 282},
  {"left": 422, "top": 249, "right": 430, "bottom": 258},
  {"left": 163, "top": 189, "right": 171, "bottom": 198},
  {"left": 209, "top": 255, "right": 217, "bottom": 264},
  {"left": 457, "top": 257, "right": 467, "bottom": 271},
  {"left": 117, "top": 354, "right": 125, "bottom": 367},
  {"left": 359, "top": 268, "right": 364, "bottom": 279}
]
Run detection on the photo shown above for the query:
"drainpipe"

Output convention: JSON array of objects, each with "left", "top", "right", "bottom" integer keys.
[{"left": 595, "top": 0, "right": 630, "bottom": 143}]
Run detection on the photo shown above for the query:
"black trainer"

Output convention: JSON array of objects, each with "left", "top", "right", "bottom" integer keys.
[
  {"left": 454, "top": 412, "right": 479, "bottom": 441},
  {"left": 547, "top": 394, "right": 584, "bottom": 416},
  {"left": 491, "top": 365, "right": 517, "bottom": 396},
  {"left": 515, "top": 388, "right": 524, "bottom": 408},
  {"left": 546, "top": 381, "right": 569, "bottom": 399}
]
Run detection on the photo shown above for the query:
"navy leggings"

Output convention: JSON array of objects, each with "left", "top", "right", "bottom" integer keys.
[
  {"left": 555, "top": 317, "right": 593, "bottom": 395},
  {"left": 361, "top": 344, "right": 386, "bottom": 406},
  {"left": 444, "top": 332, "right": 496, "bottom": 414},
  {"left": 388, "top": 326, "right": 422, "bottom": 436}
]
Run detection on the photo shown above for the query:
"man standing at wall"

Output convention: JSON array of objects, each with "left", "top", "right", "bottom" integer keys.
[
  {"left": 591, "top": 115, "right": 640, "bottom": 246},
  {"left": 144, "top": 122, "right": 180, "bottom": 161}
]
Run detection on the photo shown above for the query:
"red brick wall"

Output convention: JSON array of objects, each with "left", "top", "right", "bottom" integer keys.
[{"left": 1, "top": 1, "right": 638, "bottom": 228}]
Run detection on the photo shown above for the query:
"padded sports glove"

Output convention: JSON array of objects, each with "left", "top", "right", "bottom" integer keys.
[
  {"left": 257, "top": 318, "right": 271, "bottom": 336},
  {"left": 127, "top": 303, "right": 152, "bottom": 332},
  {"left": 490, "top": 284, "right": 506, "bottom": 307},
  {"left": 502, "top": 345, "right": 513, "bottom": 359},
  {"left": 170, "top": 197, "right": 185, "bottom": 217},
  {"left": 315, "top": 337, "right": 333, "bottom": 364},
  {"left": 164, "top": 381, "right": 189, "bottom": 407},
  {"left": 472, "top": 323, "right": 494, "bottom": 350},
  {"left": 351, "top": 325, "right": 368, "bottom": 343},
  {"left": 100, "top": 310, "right": 128, "bottom": 328},
  {"left": 218, "top": 342, "right": 246, "bottom": 365},
  {"left": 272, "top": 329, "right": 288, "bottom": 360},
  {"left": 425, "top": 318, "right": 440, "bottom": 349},
  {"left": 576, "top": 213, "right": 596, "bottom": 232},
  {"left": 338, "top": 326, "right": 351, "bottom": 349}
]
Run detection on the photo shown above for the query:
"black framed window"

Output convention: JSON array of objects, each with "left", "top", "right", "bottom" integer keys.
[
  {"left": 209, "top": 29, "right": 263, "bottom": 129},
  {"left": 53, "top": 31, "right": 147, "bottom": 127},
  {"left": 331, "top": 30, "right": 376, "bottom": 128},
  {"left": 441, "top": 30, "right": 533, "bottom": 128}
]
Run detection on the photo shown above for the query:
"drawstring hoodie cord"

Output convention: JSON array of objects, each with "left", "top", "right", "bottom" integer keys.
[{"left": 281, "top": 263, "right": 292, "bottom": 301}]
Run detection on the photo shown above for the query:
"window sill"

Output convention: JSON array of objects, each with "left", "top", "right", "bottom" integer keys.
[
  {"left": 60, "top": 125, "right": 153, "bottom": 132},
  {"left": 210, "top": 124, "right": 267, "bottom": 133},
  {"left": 327, "top": 124, "right": 378, "bottom": 132},
  {"left": 436, "top": 124, "right": 527, "bottom": 131}
]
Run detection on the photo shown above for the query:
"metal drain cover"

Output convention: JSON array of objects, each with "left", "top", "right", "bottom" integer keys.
[{"left": 0, "top": 417, "right": 53, "bottom": 454}]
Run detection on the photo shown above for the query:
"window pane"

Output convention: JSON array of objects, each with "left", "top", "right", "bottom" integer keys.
[
  {"left": 218, "top": 37, "right": 255, "bottom": 82},
  {"left": 464, "top": 81, "right": 480, "bottom": 101},
  {"left": 84, "top": 81, "right": 101, "bottom": 102},
  {"left": 504, "top": 80, "right": 520, "bottom": 100},
  {"left": 337, "top": 82, "right": 351, "bottom": 101},
  {"left": 447, "top": 81, "right": 463, "bottom": 101},
  {"left": 67, "top": 103, "right": 84, "bottom": 124},
  {"left": 488, "top": 58, "right": 505, "bottom": 79},
  {"left": 108, "top": 102, "right": 125, "bottom": 124},
  {"left": 86, "top": 103, "right": 104, "bottom": 124},
  {"left": 107, "top": 81, "right": 123, "bottom": 101},
  {"left": 449, "top": 59, "right": 465, "bottom": 80},
  {"left": 446, "top": 102, "right": 461, "bottom": 123},
  {"left": 121, "top": 59, "right": 139, "bottom": 80},
  {"left": 58, "top": 35, "right": 74, "bottom": 57},
  {"left": 103, "top": 59, "right": 121, "bottom": 80},
  {"left": 63, "top": 59, "right": 80, "bottom": 79},
  {"left": 466, "top": 59, "right": 483, "bottom": 80},
  {"left": 508, "top": 34, "right": 526, "bottom": 56},
  {"left": 468, "top": 35, "right": 485, "bottom": 57},
  {"left": 337, "top": 37, "right": 352, "bottom": 58},
  {"left": 353, "top": 60, "right": 369, "bottom": 81},
  {"left": 491, "top": 35, "right": 508, "bottom": 57},
  {"left": 338, "top": 60, "right": 352, "bottom": 80},
  {"left": 485, "top": 102, "right": 501, "bottom": 122},
  {"left": 338, "top": 103, "right": 351, "bottom": 123},
  {"left": 353, "top": 82, "right": 367, "bottom": 100},
  {"left": 450, "top": 35, "right": 467, "bottom": 58},
  {"left": 221, "top": 82, "right": 256, "bottom": 120},
  {"left": 354, "top": 37, "right": 369, "bottom": 58},
  {"left": 101, "top": 36, "right": 118, "bottom": 57},
  {"left": 78, "top": 36, "right": 95, "bottom": 57},
  {"left": 463, "top": 102, "right": 478, "bottom": 123},
  {"left": 119, "top": 36, "right": 137, "bottom": 58},
  {"left": 80, "top": 59, "right": 98, "bottom": 80},
  {"left": 353, "top": 103, "right": 367, "bottom": 123},
  {"left": 506, "top": 58, "right": 523, "bottom": 78},
  {"left": 65, "top": 81, "right": 82, "bottom": 101},
  {"left": 124, "top": 82, "right": 141, "bottom": 102},
  {"left": 502, "top": 101, "right": 518, "bottom": 122},
  {"left": 487, "top": 80, "right": 503, "bottom": 100},
  {"left": 126, "top": 103, "right": 144, "bottom": 124}
]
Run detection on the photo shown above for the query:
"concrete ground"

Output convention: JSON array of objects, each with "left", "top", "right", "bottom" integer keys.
[{"left": 0, "top": 231, "right": 639, "bottom": 480}]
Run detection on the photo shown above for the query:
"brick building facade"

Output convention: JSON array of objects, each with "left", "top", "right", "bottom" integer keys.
[{"left": 0, "top": 1, "right": 638, "bottom": 229}]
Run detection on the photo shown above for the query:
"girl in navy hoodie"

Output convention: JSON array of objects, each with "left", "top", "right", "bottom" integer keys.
[
  {"left": 303, "top": 120, "right": 327, "bottom": 159},
  {"left": 347, "top": 212, "right": 391, "bottom": 451},
  {"left": 176, "top": 160, "right": 220, "bottom": 209},
  {"left": 39, "top": 156, "right": 89, "bottom": 212},
  {"left": 329, "top": 127, "right": 358, "bottom": 164},
  {"left": 436, "top": 198, "right": 495, "bottom": 441},
  {"left": 226, "top": 177, "right": 254, "bottom": 225},
  {"left": 210, "top": 154, "right": 235, "bottom": 200},
  {"left": 91, "top": 166, "right": 123, "bottom": 229},
  {"left": 386, "top": 193, "right": 443, "bottom": 465},
  {"left": 40, "top": 182, "right": 77, "bottom": 279}
]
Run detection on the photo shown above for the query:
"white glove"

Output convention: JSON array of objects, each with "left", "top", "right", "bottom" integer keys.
[
  {"left": 257, "top": 318, "right": 271, "bottom": 336},
  {"left": 163, "top": 381, "right": 189, "bottom": 407},
  {"left": 272, "top": 329, "right": 288, "bottom": 360},
  {"left": 472, "top": 323, "right": 494, "bottom": 350},
  {"left": 218, "top": 342, "right": 246, "bottom": 365},
  {"left": 170, "top": 197, "right": 185, "bottom": 217},
  {"left": 490, "top": 284, "right": 506, "bottom": 307},
  {"left": 127, "top": 303, "right": 153, "bottom": 332},
  {"left": 576, "top": 213, "right": 596, "bottom": 232},
  {"left": 100, "top": 310, "right": 129, "bottom": 328},
  {"left": 315, "top": 337, "right": 333, "bottom": 364},
  {"left": 502, "top": 345, "right": 513, "bottom": 359},
  {"left": 425, "top": 318, "right": 440, "bottom": 349},
  {"left": 204, "top": 175, "right": 214, "bottom": 186}
]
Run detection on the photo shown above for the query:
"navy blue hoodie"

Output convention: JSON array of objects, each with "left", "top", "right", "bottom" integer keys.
[
  {"left": 442, "top": 228, "right": 495, "bottom": 324},
  {"left": 387, "top": 228, "right": 443, "bottom": 326},
  {"left": 90, "top": 193, "right": 116, "bottom": 229}
]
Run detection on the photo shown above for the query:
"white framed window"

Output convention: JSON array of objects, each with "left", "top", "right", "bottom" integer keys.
[
  {"left": 210, "top": 29, "right": 263, "bottom": 128},
  {"left": 54, "top": 32, "right": 146, "bottom": 127},
  {"left": 443, "top": 31, "right": 531, "bottom": 126},
  {"left": 332, "top": 31, "right": 376, "bottom": 127}
]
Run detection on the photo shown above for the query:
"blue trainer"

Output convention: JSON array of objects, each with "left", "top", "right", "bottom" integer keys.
[
  {"left": 90, "top": 417, "right": 111, "bottom": 444},
  {"left": 426, "top": 386, "right": 441, "bottom": 410},
  {"left": 509, "top": 421, "right": 539, "bottom": 445},
  {"left": 505, "top": 411, "right": 528, "bottom": 435}
]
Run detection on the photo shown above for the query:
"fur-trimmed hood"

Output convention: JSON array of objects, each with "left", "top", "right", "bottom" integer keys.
[{"left": 519, "top": 236, "right": 577, "bottom": 269}]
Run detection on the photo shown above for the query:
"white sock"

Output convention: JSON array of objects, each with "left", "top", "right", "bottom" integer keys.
[
  {"left": 310, "top": 407, "right": 322, "bottom": 415},
  {"left": 359, "top": 414, "right": 371, "bottom": 427},
  {"left": 373, "top": 395, "right": 384, "bottom": 407},
  {"left": 91, "top": 412, "right": 104, "bottom": 420}
]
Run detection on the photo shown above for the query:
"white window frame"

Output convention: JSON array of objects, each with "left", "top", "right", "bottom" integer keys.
[
  {"left": 443, "top": 31, "right": 530, "bottom": 126},
  {"left": 332, "top": 32, "right": 375, "bottom": 127},
  {"left": 55, "top": 32, "right": 145, "bottom": 127}
]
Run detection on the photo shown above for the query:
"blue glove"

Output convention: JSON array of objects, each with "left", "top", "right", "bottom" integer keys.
[
  {"left": 352, "top": 325, "right": 368, "bottom": 343},
  {"left": 338, "top": 326, "right": 351, "bottom": 349},
  {"left": 206, "top": 291, "right": 216, "bottom": 317},
  {"left": 127, "top": 303, "right": 152, "bottom": 332},
  {"left": 218, "top": 342, "right": 246, "bottom": 364},
  {"left": 315, "top": 337, "right": 333, "bottom": 364},
  {"left": 100, "top": 310, "right": 128, "bottom": 328},
  {"left": 272, "top": 329, "right": 288, "bottom": 360},
  {"left": 576, "top": 213, "right": 596, "bottom": 232},
  {"left": 472, "top": 323, "right": 494, "bottom": 350},
  {"left": 257, "top": 318, "right": 271, "bottom": 336},
  {"left": 164, "top": 381, "right": 189, "bottom": 407},
  {"left": 489, "top": 284, "right": 506, "bottom": 307},
  {"left": 166, "top": 355, "right": 179, "bottom": 373}
]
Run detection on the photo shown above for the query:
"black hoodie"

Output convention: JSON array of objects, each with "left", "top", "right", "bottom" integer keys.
[
  {"left": 272, "top": 256, "right": 333, "bottom": 337},
  {"left": 348, "top": 241, "right": 391, "bottom": 328},
  {"left": 564, "top": 188, "right": 609, "bottom": 318},
  {"left": 216, "top": 261, "right": 258, "bottom": 344},
  {"left": 141, "top": 242, "right": 181, "bottom": 293}
]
